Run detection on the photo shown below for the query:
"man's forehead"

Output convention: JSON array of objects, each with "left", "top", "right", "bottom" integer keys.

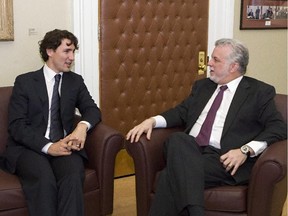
[
  {"left": 59, "top": 39, "right": 75, "bottom": 49},
  {"left": 213, "top": 45, "right": 231, "bottom": 56}
]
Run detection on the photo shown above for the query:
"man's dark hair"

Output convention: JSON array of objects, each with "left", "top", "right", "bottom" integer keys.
[{"left": 39, "top": 29, "right": 79, "bottom": 62}]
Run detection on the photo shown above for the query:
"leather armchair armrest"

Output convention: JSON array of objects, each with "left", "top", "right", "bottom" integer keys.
[
  {"left": 126, "top": 127, "right": 182, "bottom": 216},
  {"left": 126, "top": 127, "right": 183, "bottom": 179},
  {"left": 248, "top": 140, "right": 287, "bottom": 216},
  {"left": 74, "top": 115, "right": 123, "bottom": 175},
  {"left": 84, "top": 122, "right": 124, "bottom": 213},
  {"left": 85, "top": 122, "right": 124, "bottom": 172}
]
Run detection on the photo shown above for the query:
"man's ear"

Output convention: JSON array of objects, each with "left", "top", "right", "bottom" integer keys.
[
  {"left": 230, "top": 62, "right": 239, "bottom": 73},
  {"left": 46, "top": 48, "right": 54, "bottom": 57}
]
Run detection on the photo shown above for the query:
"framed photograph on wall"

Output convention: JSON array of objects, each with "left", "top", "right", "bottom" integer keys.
[
  {"left": 0, "top": 0, "right": 14, "bottom": 41},
  {"left": 240, "top": 0, "right": 288, "bottom": 29}
]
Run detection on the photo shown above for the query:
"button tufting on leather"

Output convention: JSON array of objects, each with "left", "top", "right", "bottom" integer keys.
[{"left": 100, "top": 0, "right": 208, "bottom": 134}]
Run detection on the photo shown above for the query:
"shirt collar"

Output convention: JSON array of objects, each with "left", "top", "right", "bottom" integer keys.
[
  {"left": 43, "top": 64, "right": 63, "bottom": 82},
  {"left": 218, "top": 76, "right": 243, "bottom": 93}
]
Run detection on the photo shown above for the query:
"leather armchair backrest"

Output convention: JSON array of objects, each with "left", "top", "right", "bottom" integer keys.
[
  {"left": 0, "top": 86, "right": 12, "bottom": 154},
  {"left": 274, "top": 94, "right": 287, "bottom": 123}
]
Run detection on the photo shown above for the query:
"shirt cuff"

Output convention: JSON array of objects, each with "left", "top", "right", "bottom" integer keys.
[
  {"left": 246, "top": 141, "right": 267, "bottom": 157},
  {"left": 152, "top": 115, "right": 167, "bottom": 128},
  {"left": 79, "top": 121, "right": 91, "bottom": 131},
  {"left": 42, "top": 142, "right": 53, "bottom": 154}
]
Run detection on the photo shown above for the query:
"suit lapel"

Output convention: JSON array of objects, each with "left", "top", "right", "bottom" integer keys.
[
  {"left": 60, "top": 72, "right": 71, "bottom": 116},
  {"left": 194, "top": 82, "right": 217, "bottom": 118},
  {"left": 186, "top": 80, "right": 217, "bottom": 131},
  {"left": 221, "top": 77, "right": 250, "bottom": 137},
  {"left": 33, "top": 69, "right": 49, "bottom": 123}
]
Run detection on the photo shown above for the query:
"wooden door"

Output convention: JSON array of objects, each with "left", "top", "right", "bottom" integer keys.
[{"left": 99, "top": 0, "right": 209, "bottom": 177}]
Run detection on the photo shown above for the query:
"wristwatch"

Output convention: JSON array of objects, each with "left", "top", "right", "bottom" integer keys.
[{"left": 240, "top": 145, "right": 251, "bottom": 157}]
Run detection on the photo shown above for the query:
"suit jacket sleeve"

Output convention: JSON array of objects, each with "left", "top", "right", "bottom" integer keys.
[
  {"left": 8, "top": 72, "right": 52, "bottom": 153},
  {"left": 60, "top": 72, "right": 101, "bottom": 134},
  {"left": 161, "top": 79, "right": 216, "bottom": 130},
  {"left": 8, "top": 70, "right": 102, "bottom": 154},
  {"left": 160, "top": 77, "right": 287, "bottom": 147}
]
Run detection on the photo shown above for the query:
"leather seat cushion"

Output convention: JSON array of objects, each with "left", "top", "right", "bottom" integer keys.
[
  {"left": 152, "top": 171, "right": 247, "bottom": 212},
  {"left": 0, "top": 169, "right": 26, "bottom": 211},
  {"left": 204, "top": 185, "right": 247, "bottom": 212},
  {"left": 0, "top": 168, "right": 99, "bottom": 211}
]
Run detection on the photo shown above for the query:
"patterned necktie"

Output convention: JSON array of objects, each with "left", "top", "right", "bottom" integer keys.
[
  {"left": 195, "top": 85, "right": 228, "bottom": 146},
  {"left": 49, "top": 74, "right": 63, "bottom": 142}
]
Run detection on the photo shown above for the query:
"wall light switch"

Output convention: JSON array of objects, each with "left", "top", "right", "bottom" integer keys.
[{"left": 28, "top": 28, "right": 38, "bottom": 36}]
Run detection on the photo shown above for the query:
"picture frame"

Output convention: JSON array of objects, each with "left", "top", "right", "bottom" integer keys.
[
  {"left": 240, "top": 0, "right": 288, "bottom": 30},
  {"left": 0, "top": 0, "right": 14, "bottom": 41}
]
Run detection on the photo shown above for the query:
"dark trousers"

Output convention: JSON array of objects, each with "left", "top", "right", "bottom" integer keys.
[
  {"left": 15, "top": 149, "right": 85, "bottom": 216},
  {"left": 149, "top": 132, "right": 236, "bottom": 216}
]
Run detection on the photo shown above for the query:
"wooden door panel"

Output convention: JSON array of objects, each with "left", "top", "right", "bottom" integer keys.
[{"left": 100, "top": 0, "right": 209, "bottom": 176}]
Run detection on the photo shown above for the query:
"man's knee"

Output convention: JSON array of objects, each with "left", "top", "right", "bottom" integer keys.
[{"left": 165, "top": 132, "right": 197, "bottom": 151}]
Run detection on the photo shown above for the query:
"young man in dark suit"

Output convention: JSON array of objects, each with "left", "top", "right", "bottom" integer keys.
[
  {"left": 126, "top": 38, "right": 287, "bottom": 216},
  {"left": 3, "top": 29, "right": 101, "bottom": 216}
]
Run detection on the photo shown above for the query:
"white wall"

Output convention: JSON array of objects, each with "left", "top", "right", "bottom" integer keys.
[
  {"left": 0, "top": 0, "right": 72, "bottom": 86},
  {"left": 0, "top": 0, "right": 286, "bottom": 98},
  {"left": 73, "top": 0, "right": 99, "bottom": 104},
  {"left": 233, "top": 1, "right": 287, "bottom": 94},
  {"left": 208, "top": 0, "right": 235, "bottom": 61}
]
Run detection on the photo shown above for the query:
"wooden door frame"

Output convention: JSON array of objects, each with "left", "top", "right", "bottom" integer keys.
[
  {"left": 73, "top": 0, "right": 235, "bottom": 177},
  {"left": 73, "top": 0, "right": 235, "bottom": 104}
]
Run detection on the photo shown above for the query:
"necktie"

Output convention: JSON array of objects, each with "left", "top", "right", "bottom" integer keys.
[
  {"left": 49, "top": 74, "right": 63, "bottom": 142},
  {"left": 195, "top": 85, "right": 228, "bottom": 146}
]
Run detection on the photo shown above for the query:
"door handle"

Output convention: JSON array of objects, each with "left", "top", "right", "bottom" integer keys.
[{"left": 198, "top": 51, "right": 207, "bottom": 75}]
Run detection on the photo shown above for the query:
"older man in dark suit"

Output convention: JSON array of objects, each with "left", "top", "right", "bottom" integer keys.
[
  {"left": 126, "top": 38, "right": 287, "bottom": 216},
  {"left": 3, "top": 29, "right": 101, "bottom": 216}
]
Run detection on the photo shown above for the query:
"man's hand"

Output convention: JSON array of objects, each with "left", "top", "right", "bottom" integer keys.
[
  {"left": 47, "top": 136, "right": 78, "bottom": 156},
  {"left": 126, "top": 118, "right": 156, "bottom": 143},
  {"left": 220, "top": 149, "right": 248, "bottom": 176},
  {"left": 67, "top": 122, "right": 88, "bottom": 151}
]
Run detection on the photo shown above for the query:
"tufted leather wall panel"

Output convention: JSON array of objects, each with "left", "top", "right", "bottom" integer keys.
[{"left": 100, "top": 0, "right": 209, "bottom": 135}]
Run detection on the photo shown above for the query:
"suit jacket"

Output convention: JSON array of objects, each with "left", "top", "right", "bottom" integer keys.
[
  {"left": 4, "top": 68, "right": 101, "bottom": 173},
  {"left": 161, "top": 76, "right": 287, "bottom": 183}
]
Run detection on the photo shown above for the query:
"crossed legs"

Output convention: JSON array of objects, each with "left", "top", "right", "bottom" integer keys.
[{"left": 149, "top": 132, "right": 235, "bottom": 216}]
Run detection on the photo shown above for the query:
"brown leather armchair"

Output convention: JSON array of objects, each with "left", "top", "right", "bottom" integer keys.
[
  {"left": 0, "top": 86, "right": 124, "bottom": 216},
  {"left": 126, "top": 94, "right": 287, "bottom": 216}
]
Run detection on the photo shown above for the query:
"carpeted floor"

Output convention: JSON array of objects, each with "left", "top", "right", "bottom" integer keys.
[
  {"left": 112, "top": 175, "right": 287, "bottom": 216},
  {"left": 113, "top": 175, "right": 136, "bottom": 216}
]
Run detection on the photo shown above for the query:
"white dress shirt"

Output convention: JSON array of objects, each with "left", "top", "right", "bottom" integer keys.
[
  {"left": 41, "top": 64, "right": 91, "bottom": 153},
  {"left": 153, "top": 76, "right": 267, "bottom": 157}
]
